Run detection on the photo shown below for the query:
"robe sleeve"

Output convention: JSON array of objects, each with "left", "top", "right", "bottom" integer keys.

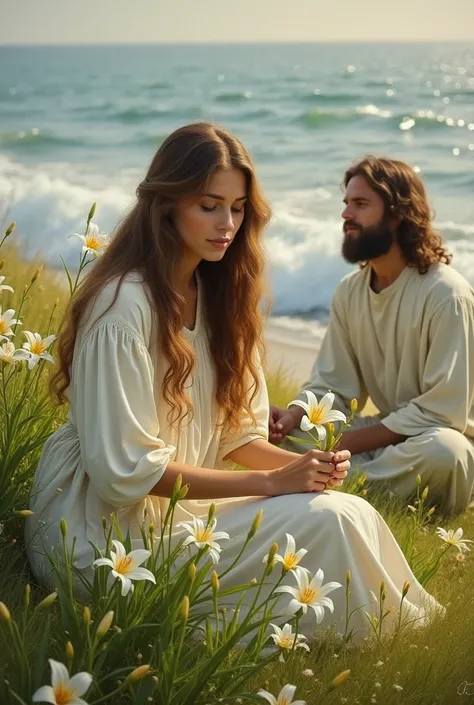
[
  {"left": 296, "top": 284, "right": 368, "bottom": 414},
  {"left": 217, "top": 362, "right": 269, "bottom": 465},
  {"left": 382, "top": 296, "right": 474, "bottom": 436},
  {"left": 73, "top": 319, "right": 176, "bottom": 507}
]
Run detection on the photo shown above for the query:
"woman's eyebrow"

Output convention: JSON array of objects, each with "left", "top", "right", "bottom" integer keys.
[{"left": 203, "top": 193, "right": 247, "bottom": 201}]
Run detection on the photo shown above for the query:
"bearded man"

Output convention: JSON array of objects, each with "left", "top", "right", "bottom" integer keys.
[{"left": 270, "top": 156, "right": 474, "bottom": 515}]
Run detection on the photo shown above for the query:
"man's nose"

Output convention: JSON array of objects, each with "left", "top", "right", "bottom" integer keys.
[{"left": 342, "top": 206, "right": 352, "bottom": 220}]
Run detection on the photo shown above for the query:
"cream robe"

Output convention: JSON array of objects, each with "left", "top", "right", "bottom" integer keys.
[
  {"left": 286, "top": 263, "right": 474, "bottom": 514},
  {"left": 26, "top": 274, "right": 441, "bottom": 638}
]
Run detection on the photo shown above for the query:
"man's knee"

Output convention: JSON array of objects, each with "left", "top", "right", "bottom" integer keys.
[{"left": 419, "top": 428, "right": 474, "bottom": 475}]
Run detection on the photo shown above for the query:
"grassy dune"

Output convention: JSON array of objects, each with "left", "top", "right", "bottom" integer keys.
[{"left": 1, "top": 243, "right": 474, "bottom": 704}]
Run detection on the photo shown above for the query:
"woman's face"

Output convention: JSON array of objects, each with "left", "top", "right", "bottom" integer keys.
[{"left": 173, "top": 168, "right": 247, "bottom": 265}]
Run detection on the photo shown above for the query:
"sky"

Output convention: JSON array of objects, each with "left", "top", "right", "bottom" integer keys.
[{"left": 2, "top": 0, "right": 474, "bottom": 44}]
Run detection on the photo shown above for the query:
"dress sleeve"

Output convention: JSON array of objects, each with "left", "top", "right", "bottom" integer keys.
[
  {"left": 297, "top": 284, "right": 368, "bottom": 414},
  {"left": 73, "top": 319, "right": 176, "bottom": 507},
  {"left": 216, "top": 362, "right": 269, "bottom": 465},
  {"left": 382, "top": 296, "right": 474, "bottom": 436}
]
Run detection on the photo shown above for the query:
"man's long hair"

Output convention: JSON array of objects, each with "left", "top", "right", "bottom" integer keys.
[
  {"left": 344, "top": 156, "right": 451, "bottom": 274},
  {"left": 50, "top": 122, "right": 271, "bottom": 431}
]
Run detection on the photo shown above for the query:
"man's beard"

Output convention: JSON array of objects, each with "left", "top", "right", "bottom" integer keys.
[{"left": 341, "top": 218, "right": 394, "bottom": 264}]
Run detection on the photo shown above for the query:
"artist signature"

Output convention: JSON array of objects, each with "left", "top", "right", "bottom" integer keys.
[{"left": 457, "top": 681, "right": 474, "bottom": 696}]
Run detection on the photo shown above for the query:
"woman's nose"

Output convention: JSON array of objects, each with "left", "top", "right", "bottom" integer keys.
[{"left": 218, "top": 210, "right": 234, "bottom": 231}]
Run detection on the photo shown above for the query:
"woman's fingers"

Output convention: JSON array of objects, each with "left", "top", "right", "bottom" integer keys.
[
  {"left": 333, "top": 460, "right": 351, "bottom": 473},
  {"left": 333, "top": 450, "right": 351, "bottom": 463}
]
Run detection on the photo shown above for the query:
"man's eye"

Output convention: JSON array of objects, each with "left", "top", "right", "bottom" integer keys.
[{"left": 200, "top": 205, "right": 216, "bottom": 212}]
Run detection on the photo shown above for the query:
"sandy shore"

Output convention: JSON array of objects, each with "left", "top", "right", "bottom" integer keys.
[{"left": 264, "top": 317, "right": 322, "bottom": 384}]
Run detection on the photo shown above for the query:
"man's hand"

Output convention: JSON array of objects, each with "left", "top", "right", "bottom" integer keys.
[{"left": 269, "top": 405, "right": 304, "bottom": 444}]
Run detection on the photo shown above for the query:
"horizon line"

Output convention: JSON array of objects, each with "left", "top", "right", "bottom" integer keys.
[{"left": 1, "top": 38, "right": 473, "bottom": 48}]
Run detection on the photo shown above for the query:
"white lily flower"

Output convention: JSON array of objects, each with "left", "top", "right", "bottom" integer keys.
[
  {"left": 263, "top": 533, "right": 307, "bottom": 572},
  {"left": 22, "top": 331, "right": 56, "bottom": 369},
  {"left": 269, "top": 623, "right": 310, "bottom": 662},
  {"left": 275, "top": 566, "right": 342, "bottom": 623},
  {"left": 92, "top": 540, "right": 156, "bottom": 596},
  {"left": 0, "top": 276, "right": 14, "bottom": 295},
  {"left": 258, "top": 683, "right": 306, "bottom": 705},
  {"left": 436, "top": 527, "right": 473, "bottom": 554},
  {"left": 176, "top": 516, "right": 229, "bottom": 563},
  {"left": 32, "top": 659, "right": 92, "bottom": 705},
  {"left": 71, "top": 222, "right": 109, "bottom": 257},
  {"left": 288, "top": 391, "right": 346, "bottom": 441},
  {"left": 0, "top": 307, "right": 20, "bottom": 342},
  {"left": 0, "top": 341, "right": 30, "bottom": 365}
]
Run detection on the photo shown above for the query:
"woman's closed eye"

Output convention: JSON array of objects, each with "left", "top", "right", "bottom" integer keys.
[{"left": 200, "top": 204, "right": 245, "bottom": 214}]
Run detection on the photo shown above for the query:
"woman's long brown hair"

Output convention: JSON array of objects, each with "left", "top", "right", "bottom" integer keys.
[
  {"left": 50, "top": 122, "right": 272, "bottom": 430},
  {"left": 344, "top": 156, "right": 451, "bottom": 274}
]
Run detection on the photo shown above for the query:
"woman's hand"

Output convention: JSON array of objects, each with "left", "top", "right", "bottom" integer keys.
[{"left": 268, "top": 448, "right": 350, "bottom": 495}]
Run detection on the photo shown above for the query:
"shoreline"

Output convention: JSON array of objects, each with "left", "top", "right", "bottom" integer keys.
[{"left": 264, "top": 318, "right": 321, "bottom": 384}]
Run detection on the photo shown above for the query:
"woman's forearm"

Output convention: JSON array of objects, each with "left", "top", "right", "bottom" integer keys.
[
  {"left": 226, "top": 438, "right": 300, "bottom": 470},
  {"left": 150, "top": 459, "right": 272, "bottom": 499}
]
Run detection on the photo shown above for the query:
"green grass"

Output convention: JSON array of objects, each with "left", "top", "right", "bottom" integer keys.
[{"left": 1, "top": 241, "right": 474, "bottom": 704}]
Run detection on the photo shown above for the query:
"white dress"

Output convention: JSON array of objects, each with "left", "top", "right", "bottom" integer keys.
[{"left": 26, "top": 274, "right": 442, "bottom": 638}]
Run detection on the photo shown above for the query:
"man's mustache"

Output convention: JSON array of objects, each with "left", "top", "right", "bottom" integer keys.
[{"left": 343, "top": 222, "right": 362, "bottom": 232}]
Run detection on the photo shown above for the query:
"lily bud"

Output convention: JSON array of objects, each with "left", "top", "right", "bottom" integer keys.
[
  {"left": 14, "top": 509, "right": 34, "bottom": 517},
  {"left": 83, "top": 606, "right": 91, "bottom": 627},
  {"left": 421, "top": 486, "right": 429, "bottom": 501},
  {"left": 87, "top": 202, "right": 96, "bottom": 222},
  {"left": 96, "top": 610, "right": 114, "bottom": 638},
  {"left": 5, "top": 222, "right": 16, "bottom": 237},
  {"left": 24, "top": 584, "right": 31, "bottom": 610},
  {"left": 31, "top": 267, "right": 42, "bottom": 285},
  {"left": 267, "top": 542, "right": 278, "bottom": 567},
  {"left": 178, "top": 484, "right": 189, "bottom": 500},
  {"left": 189, "top": 563, "right": 196, "bottom": 582},
  {"left": 350, "top": 398, "right": 358, "bottom": 414},
  {"left": 0, "top": 602, "right": 11, "bottom": 623},
  {"left": 59, "top": 518, "right": 68, "bottom": 538},
  {"left": 211, "top": 570, "right": 219, "bottom": 591},
  {"left": 181, "top": 595, "right": 189, "bottom": 622},
  {"left": 248, "top": 509, "right": 263, "bottom": 539},
  {"left": 327, "top": 669, "right": 351, "bottom": 692},
  {"left": 36, "top": 592, "right": 57, "bottom": 610},
  {"left": 127, "top": 664, "right": 151, "bottom": 681},
  {"left": 65, "top": 641, "right": 74, "bottom": 659},
  {"left": 346, "top": 570, "right": 352, "bottom": 588},
  {"left": 172, "top": 473, "right": 182, "bottom": 496},
  {"left": 207, "top": 502, "right": 216, "bottom": 525},
  {"left": 416, "top": 474, "right": 422, "bottom": 487},
  {"left": 402, "top": 581, "right": 411, "bottom": 599}
]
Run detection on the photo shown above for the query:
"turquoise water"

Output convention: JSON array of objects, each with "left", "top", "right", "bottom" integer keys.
[{"left": 0, "top": 42, "right": 473, "bottom": 325}]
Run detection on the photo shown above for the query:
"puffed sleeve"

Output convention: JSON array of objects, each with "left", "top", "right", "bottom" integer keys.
[
  {"left": 73, "top": 319, "right": 176, "bottom": 507},
  {"left": 216, "top": 362, "right": 269, "bottom": 466},
  {"left": 382, "top": 296, "right": 474, "bottom": 435}
]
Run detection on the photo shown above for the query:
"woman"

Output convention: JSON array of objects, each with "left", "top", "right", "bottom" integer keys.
[{"left": 26, "top": 122, "right": 440, "bottom": 637}]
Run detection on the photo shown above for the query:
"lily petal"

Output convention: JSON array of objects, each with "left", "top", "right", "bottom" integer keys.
[
  {"left": 32, "top": 685, "right": 56, "bottom": 704},
  {"left": 69, "top": 671, "right": 93, "bottom": 697},
  {"left": 50, "top": 658, "right": 70, "bottom": 686}
]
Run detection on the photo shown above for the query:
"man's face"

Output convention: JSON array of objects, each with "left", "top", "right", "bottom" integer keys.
[{"left": 341, "top": 174, "right": 394, "bottom": 264}]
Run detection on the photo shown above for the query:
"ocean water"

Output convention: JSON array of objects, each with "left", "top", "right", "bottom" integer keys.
[{"left": 1, "top": 42, "right": 473, "bottom": 341}]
